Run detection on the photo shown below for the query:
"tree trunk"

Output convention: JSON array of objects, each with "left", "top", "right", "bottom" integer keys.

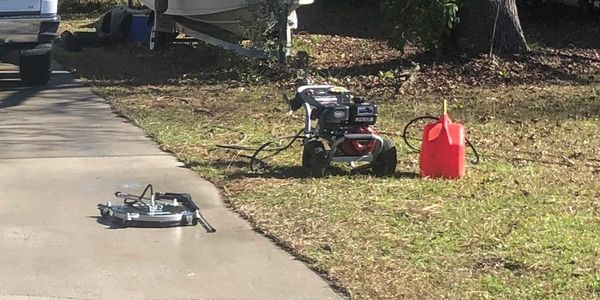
[{"left": 454, "top": 0, "right": 529, "bottom": 55}]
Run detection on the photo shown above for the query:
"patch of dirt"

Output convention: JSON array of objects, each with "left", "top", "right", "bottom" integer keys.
[{"left": 474, "top": 257, "right": 527, "bottom": 273}]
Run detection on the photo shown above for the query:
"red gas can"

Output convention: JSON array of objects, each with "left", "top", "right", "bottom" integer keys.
[{"left": 419, "top": 112, "right": 466, "bottom": 179}]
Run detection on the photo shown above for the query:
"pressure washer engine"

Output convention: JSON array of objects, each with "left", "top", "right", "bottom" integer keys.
[
  {"left": 289, "top": 85, "right": 397, "bottom": 177},
  {"left": 97, "top": 184, "right": 216, "bottom": 232}
]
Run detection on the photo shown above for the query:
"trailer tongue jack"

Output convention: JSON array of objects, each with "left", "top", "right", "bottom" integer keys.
[{"left": 98, "top": 184, "right": 216, "bottom": 233}]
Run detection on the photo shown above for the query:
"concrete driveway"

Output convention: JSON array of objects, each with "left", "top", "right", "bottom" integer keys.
[{"left": 0, "top": 64, "right": 341, "bottom": 299}]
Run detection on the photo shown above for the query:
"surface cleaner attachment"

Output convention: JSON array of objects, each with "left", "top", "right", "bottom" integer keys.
[{"left": 97, "top": 184, "right": 216, "bottom": 232}]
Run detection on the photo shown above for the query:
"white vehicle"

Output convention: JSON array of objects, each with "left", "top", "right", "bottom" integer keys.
[
  {"left": 0, "top": 0, "right": 59, "bottom": 85},
  {"left": 141, "top": 0, "right": 314, "bottom": 57}
]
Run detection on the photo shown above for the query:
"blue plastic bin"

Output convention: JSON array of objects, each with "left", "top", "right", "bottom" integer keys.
[{"left": 128, "top": 14, "right": 152, "bottom": 43}]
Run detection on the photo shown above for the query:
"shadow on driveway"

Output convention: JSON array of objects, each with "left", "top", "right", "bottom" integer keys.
[{"left": 0, "top": 63, "right": 83, "bottom": 109}]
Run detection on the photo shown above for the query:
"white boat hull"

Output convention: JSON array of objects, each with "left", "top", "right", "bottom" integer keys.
[{"left": 141, "top": 0, "right": 313, "bottom": 36}]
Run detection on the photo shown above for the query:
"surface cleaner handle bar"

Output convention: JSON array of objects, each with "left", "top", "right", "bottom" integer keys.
[
  {"left": 114, "top": 192, "right": 150, "bottom": 200},
  {"left": 156, "top": 192, "right": 216, "bottom": 233},
  {"left": 114, "top": 184, "right": 154, "bottom": 202},
  {"left": 114, "top": 192, "right": 151, "bottom": 206},
  {"left": 114, "top": 192, "right": 128, "bottom": 198}
]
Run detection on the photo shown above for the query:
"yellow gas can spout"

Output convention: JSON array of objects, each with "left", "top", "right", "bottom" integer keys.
[{"left": 443, "top": 99, "right": 448, "bottom": 116}]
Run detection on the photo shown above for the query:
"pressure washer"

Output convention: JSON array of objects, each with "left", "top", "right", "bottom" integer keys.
[
  {"left": 218, "top": 83, "right": 398, "bottom": 177},
  {"left": 289, "top": 84, "right": 397, "bottom": 177}
]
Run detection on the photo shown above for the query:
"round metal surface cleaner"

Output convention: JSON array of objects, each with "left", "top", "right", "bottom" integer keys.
[{"left": 97, "top": 184, "right": 215, "bottom": 232}]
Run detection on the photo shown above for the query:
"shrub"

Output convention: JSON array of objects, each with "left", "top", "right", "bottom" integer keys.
[{"left": 383, "top": 0, "right": 461, "bottom": 52}]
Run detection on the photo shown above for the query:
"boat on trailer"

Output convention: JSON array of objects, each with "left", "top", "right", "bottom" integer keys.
[{"left": 140, "top": 0, "right": 314, "bottom": 57}]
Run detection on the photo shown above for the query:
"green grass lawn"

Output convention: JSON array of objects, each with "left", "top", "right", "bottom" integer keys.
[{"left": 55, "top": 6, "right": 600, "bottom": 298}]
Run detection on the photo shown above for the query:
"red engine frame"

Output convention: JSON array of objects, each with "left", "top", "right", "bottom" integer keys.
[{"left": 338, "top": 125, "right": 378, "bottom": 156}]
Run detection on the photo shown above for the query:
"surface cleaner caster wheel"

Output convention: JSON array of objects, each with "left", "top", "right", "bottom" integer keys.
[
  {"left": 181, "top": 214, "right": 195, "bottom": 226},
  {"left": 302, "top": 140, "right": 328, "bottom": 178},
  {"left": 100, "top": 208, "right": 110, "bottom": 217},
  {"left": 371, "top": 138, "right": 397, "bottom": 177}
]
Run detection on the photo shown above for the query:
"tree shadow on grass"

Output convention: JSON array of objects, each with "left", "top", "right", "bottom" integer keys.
[
  {"left": 296, "top": 0, "right": 388, "bottom": 40},
  {"left": 520, "top": 50, "right": 600, "bottom": 84},
  {"left": 520, "top": 5, "right": 600, "bottom": 50},
  {"left": 55, "top": 42, "right": 288, "bottom": 88}
]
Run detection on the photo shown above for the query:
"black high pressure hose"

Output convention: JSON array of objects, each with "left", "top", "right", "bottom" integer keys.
[
  {"left": 402, "top": 116, "right": 480, "bottom": 164},
  {"left": 118, "top": 184, "right": 154, "bottom": 206},
  {"left": 217, "top": 128, "right": 305, "bottom": 171},
  {"left": 216, "top": 116, "right": 480, "bottom": 171}
]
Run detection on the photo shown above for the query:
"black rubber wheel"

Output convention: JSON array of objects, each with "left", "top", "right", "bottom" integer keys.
[
  {"left": 19, "top": 51, "right": 52, "bottom": 86},
  {"left": 371, "top": 138, "right": 397, "bottom": 177},
  {"left": 100, "top": 208, "right": 111, "bottom": 217},
  {"left": 302, "top": 140, "right": 328, "bottom": 178},
  {"left": 181, "top": 214, "right": 194, "bottom": 226}
]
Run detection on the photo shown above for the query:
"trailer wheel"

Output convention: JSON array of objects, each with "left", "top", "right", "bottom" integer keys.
[
  {"left": 302, "top": 140, "right": 328, "bottom": 178},
  {"left": 371, "top": 138, "right": 397, "bottom": 177}
]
